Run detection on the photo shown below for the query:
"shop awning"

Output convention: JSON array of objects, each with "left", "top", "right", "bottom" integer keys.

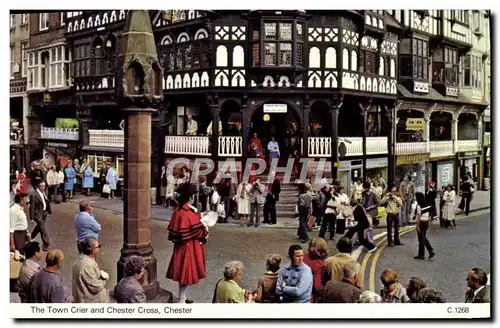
[{"left": 81, "top": 146, "right": 124, "bottom": 153}]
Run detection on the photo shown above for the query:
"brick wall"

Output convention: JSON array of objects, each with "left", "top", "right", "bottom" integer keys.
[{"left": 29, "top": 12, "right": 66, "bottom": 49}]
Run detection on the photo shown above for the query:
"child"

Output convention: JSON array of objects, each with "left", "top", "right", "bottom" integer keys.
[
  {"left": 379, "top": 268, "right": 410, "bottom": 303},
  {"left": 255, "top": 254, "right": 282, "bottom": 303}
]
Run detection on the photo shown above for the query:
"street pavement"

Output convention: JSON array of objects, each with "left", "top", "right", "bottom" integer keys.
[
  {"left": 10, "top": 201, "right": 343, "bottom": 303},
  {"left": 66, "top": 190, "right": 491, "bottom": 229},
  {"left": 358, "top": 210, "right": 491, "bottom": 302}
]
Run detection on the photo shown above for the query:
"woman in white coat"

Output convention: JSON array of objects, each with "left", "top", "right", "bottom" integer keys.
[
  {"left": 442, "top": 184, "right": 456, "bottom": 229},
  {"left": 235, "top": 182, "right": 252, "bottom": 226}
]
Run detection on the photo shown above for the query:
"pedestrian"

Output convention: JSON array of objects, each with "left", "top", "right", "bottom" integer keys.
[
  {"left": 465, "top": 268, "right": 490, "bottom": 303},
  {"left": 379, "top": 268, "right": 410, "bottom": 303},
  {"left": 99, "top": 163, "right": 108, "bottom": 198},
  {"left": 234, "top": 180, "right": 251, "bottom": 226},
  {"left": 275, "top": 244, "right": 313, "bottom": 303},
  {"left": 406, "top": 277, "right": 428, "bottom": 303},
  {"left": 29, "top": 181, "right": 51, "bottom": 251},
  {"left": 255, "top": 254, "right": 282, "bottom": 303},
  {"left": 417, "top": 288, "right": 446, "bottom": 303},
  {"left": 319, "top": 185, "right": 337, "bottom": 240},
  {"left": 114, "top": 255, "right": 147, "bottom": 303},
  {"left": 323, "top": 237, "right": 364, "bottom": 289},
  {"left": 72, "top": 237, "right": 110, "bottom": 303},
  {"left": 166, "top": 183, "right": 209, "bottom": 304},
  {"left": 106, "top": 163, "right": 118, "bottom": 199},
  {"left": 159, "top": 166, "right": 168, "bottom": 206},
  {"left": 459, "top": 176, "right": 474, "bottom": 216},
  {"left": 73, "top": 159, "right": 81, "bottom": 192},
  {"left": 264, "top": 177, "right": 281, "bottom": 225},
  {"left": 248, "top": 179, "right": 266, "bottom": 227},
  {"left": 322, "top": 261, "right": 362, "bottom": 303},
  {"left": 29, "top": 162, "right": 44, "bottom": 188},
  {"left": 17, "top": 241, "right": 42, "bottom": 303},
  {"left": 74, "top": 199, "right": 101, "bottom": 254},
  {"left": 10, "top": 193, "right": 30, "bottom": 254},
  {"left": 56, "top": 166, "right": 66, "bottom": 201},
  {"left": 426, "top": 179, "right": 438, "bottom": 220},
  {"left": 374, "top": 172, "right": 387, "bottom": 195},
  {"left": 372, "top": 180, "right": 383, "bottom": 200},
  {"left": 399, "top": 175, "right": 415, "bottom": 226},
  {"left": 198, "top": 176, "right": 212, "bottom": 212},
  {"left": 350, "top": 177, "right": 364, "bottom": 205},
  {"left": 213, "top": 261, "right": 248, "bottom": 303},
  {"left": 335, "top": 186, "right": 352, "bottom": 235},
  {"left": 380, "top": 184, "right": 403, "bottom": 247},
  {"left": 344, "top": 204, "right": 377, "bottom": 253},
  {"left": 28, "top": 249, "right": 73, "bottom": 303},
  {"left": 358, "top": 291, "right": 383, "bottom": 303},
  {"left": 10, "top": 183, "right": 20, "bottom": 206},
  {"left": 412, "top": 192, "right": 436, "bottom": 260},
  {"left": 17, "top": 167, "right": 29, "bottom": 195},
  {"left": 46, "top": 166, "right": 58, "bottom": 202},
  {"left": 165, "top": 170, "right": 176, "bottom": 208},
  {"left": 296, "top": 183, "right": 313, "bottom": 243},
  {"left": 267, "top": 136, "right": 280, "bottom": 172},
  {"left": 362, "top": 182, "right": 380, "bottom": 226},
  {"left": 82, "top": 164, "right": 94, "bottom": 197},
  {"left": 304, "top": 238, "right": 328, "bottom": 303},
  {"left": 78, "top": 159, "right": 88, "bottom": 193},
  {"left": 442, "top": 184, "right": 456, "bottom": 228},
  {"left": 64, "top": 161, "right": 76, "bottom": 199}
]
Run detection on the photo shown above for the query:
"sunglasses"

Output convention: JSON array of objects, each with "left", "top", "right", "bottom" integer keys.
[{"left": 94, "top": 244, "right": 102, "bottom": 249}]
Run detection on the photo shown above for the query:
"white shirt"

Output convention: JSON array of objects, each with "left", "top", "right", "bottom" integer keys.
[
  {"left": 186, "top": 120, "right": 198, "bottom": 135},
  {"left": 411, "top": 203, "right": 430, "bottom": 222},
  {"left": 37, "top": 189, "right": 47, "bottom": 211},
  {"left": 267, "top": 141, "right": 280, "bottom": 155},
  {"left": 10, "top": 203, "right": 28, "bottom": 233},
  {"left": 57, "top": 171, "right": 65, "bottom": 184}
]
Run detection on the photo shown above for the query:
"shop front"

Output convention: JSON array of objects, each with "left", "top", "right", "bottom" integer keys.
[
  {"left": 39, "top": 140, "right": 79, "bottom": 170},
  {"left": 82, "top": 147, "right": 124, "bottom": 195},
  {"left": 366, "top": 157, "right": 388, "bottom": 185},
  {"left": 457, "top": 150, "right": 483, "bottom": 188},
  {"left": 338, "top": 159, "right": 363, "bottom": 190},
  {"left": 396, "top": 153, "right": 430, "bottom": 193}
]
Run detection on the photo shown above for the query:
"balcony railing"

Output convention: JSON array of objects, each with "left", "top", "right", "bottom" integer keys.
[
  {"left": 41, "top": 126, "right": 79, "bottom": 140},
  {"left": 396, "top": 142, "right": 427, "bottom": 155},
  {"left": 74, "top": 75, "right": 116, "bottom": 92},
  {"left": 218, "top": 136, "right": 243, "bottom": 157},
  {"left": 308, "top": 137, "right": 332, "bottom": 157},
  {"left": 430, "top": 141, "right": 454, "bottom": 157},
  {"left": 89, "top": 130, "right": 124, "bottom": 148},
  {"left": 343, "top": 137, "right": 388, "bottom": 156},
  {"left": 457, "top": 140, "right": 480, "bottom": 152},
  {"left": 164, "top": 136, "right": 210, "bottom": 156}
]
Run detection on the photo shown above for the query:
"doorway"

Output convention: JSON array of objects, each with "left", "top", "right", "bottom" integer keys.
[{"left": 251, "top": 104, "right": 300, "bottom": 162}]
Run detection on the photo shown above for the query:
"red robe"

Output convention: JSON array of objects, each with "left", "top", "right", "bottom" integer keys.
[
  {"left": 166, "top": 203, "right": 208, "bottom": 286},
  {"left": 18, "top": 173, "right": 29, "bottom": 194}
]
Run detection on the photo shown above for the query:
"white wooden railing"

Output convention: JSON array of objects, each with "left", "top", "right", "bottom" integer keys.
[
  {"left": 457, "top": 140, "right": 480, "bottom": 152},
  {"left": 218, "top": 136, "right": 243, "bottom": 157},
  {"left": 430, "top": 140, "right": 454, "bottom": 157},
  {"left": 396, "top": 142, "right": 427, "bottom": 155},
  {"left": 308, "top": 137, "right": 332, "bottom": 157},
  {"left": 164, "top": 136, "right": 210, "bottom": 156},
  {"left": 41, "top": 126, "right": 79, "bottom": 140},
  {"left": 342, "top": 137, "right": 363, "bottom": 156},
  {"left": 366, "top": 137, "right": 388, "bottom": 155},
  {"left": 89, "top": 130, "right": 124, "bottom": 148}
]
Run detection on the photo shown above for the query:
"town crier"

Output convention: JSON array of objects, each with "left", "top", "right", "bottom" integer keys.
[{"left": 166, "top": 183, "right": 209, "bottom": 303}]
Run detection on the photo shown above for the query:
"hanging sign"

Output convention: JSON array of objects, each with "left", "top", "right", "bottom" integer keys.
[
  {"left": 263, "top": 104, "right": 287, "bottom": 113},
  {"left": 406, "top": 118, "right": 425, "bottom": 131}
]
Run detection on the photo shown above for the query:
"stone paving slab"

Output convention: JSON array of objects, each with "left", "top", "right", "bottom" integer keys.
[{"left": 66, "top": 190, "right": 490, "bottom": 230}]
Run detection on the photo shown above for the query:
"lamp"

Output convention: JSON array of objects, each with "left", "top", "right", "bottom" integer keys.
[{"left": 263, "top": 114, "right": 270, "bottom": 122}]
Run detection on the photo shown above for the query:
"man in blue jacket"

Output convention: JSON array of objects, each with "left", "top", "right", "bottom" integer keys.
[
  {"left": 276, "top": 244, "right": 313, "bottom": 303},
  {"left": 74, "top": 199, "right": 101, "bottom": 253}
]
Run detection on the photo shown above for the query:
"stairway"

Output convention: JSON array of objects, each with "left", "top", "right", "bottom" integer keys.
[{"left": 254, "top": 172, "right": 298, "bottom": 220}]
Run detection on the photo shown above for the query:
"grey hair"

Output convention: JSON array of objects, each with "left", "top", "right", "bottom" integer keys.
[
  {"left": 124, "top": 255, "right": 146, "bottom": 277},
  {"left": 358, "top": 291, "right": 383, "bottom": 303},
  {"left": 223, "top": 261, "right": 244, "bottom": 280},
  {"left": 80, "top": 237, "right": 98, "bottom": 255},
  {"left": 343, "top": 261, "right": 361, "bottom": 278}
]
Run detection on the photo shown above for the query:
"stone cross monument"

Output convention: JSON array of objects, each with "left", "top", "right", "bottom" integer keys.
[{"left": 116, "top": 10, "right": 166, "bottom": 301}]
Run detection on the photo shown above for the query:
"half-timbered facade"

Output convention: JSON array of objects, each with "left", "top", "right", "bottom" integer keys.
[
  {"left": 390, "top": 10, "right": 489, "bottom": 191},
  {"left": 155, "top": 10, "right": 402, "bottom": 189}
]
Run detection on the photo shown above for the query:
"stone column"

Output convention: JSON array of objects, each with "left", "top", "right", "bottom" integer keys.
[
  {"left": 115, "top": 10, "right": 168, "bottom": 302},
  {"left": 452, "top": 117, "right": 458, "bottom": 153},
  {"left": 151, "top": 110, "right": 162, "bottom": 202},
  {"left": 302, "top": 101, "right": 310, "bottom": 160}
]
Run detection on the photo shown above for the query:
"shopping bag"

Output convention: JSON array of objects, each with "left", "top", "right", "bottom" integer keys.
[
  {"left": 308, "top": 215, "right": 317, "bottom": 228},
  {"left": 211, "top": 191, "right": 220, "bottom": 205},
  {"left": 102, "top": 184, "right": 111, "bottom": 194},
  {"left": 377, "top": 207, "right": 387, "bottom": 218},
  {"left": 364, "top": 228, "right": 374, "bottom": 245},
  {"left": 217, "top": 203, "right": 226, "bottom": 218},
  {"left": 10, "top": 251, "right": 23, "bottom": 279}
]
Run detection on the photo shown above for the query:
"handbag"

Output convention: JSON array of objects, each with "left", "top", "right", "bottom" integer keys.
[
  {"left": 102, "top": 184, "right": 111, "bottom": 194},
  {"left": 10, "top": 251, "right": 23, "bottom": 279},
  {"left": 211, "top": 191, "right": 220, "bottom": 205},
  {"left": 377, "top": 207, "right": 387, "bottom": 218}
]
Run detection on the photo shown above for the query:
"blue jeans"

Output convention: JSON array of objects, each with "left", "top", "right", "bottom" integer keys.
[{"left": 297, "top": 206, "right": 310, "bottom": 240}]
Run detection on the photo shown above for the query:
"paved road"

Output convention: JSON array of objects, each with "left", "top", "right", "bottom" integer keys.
[
  {"left": 12, "top": 201, "right": 345, "bottom": 303},
  {"left": 359, "top": 210, "right": 490, "bottom": 302}
]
